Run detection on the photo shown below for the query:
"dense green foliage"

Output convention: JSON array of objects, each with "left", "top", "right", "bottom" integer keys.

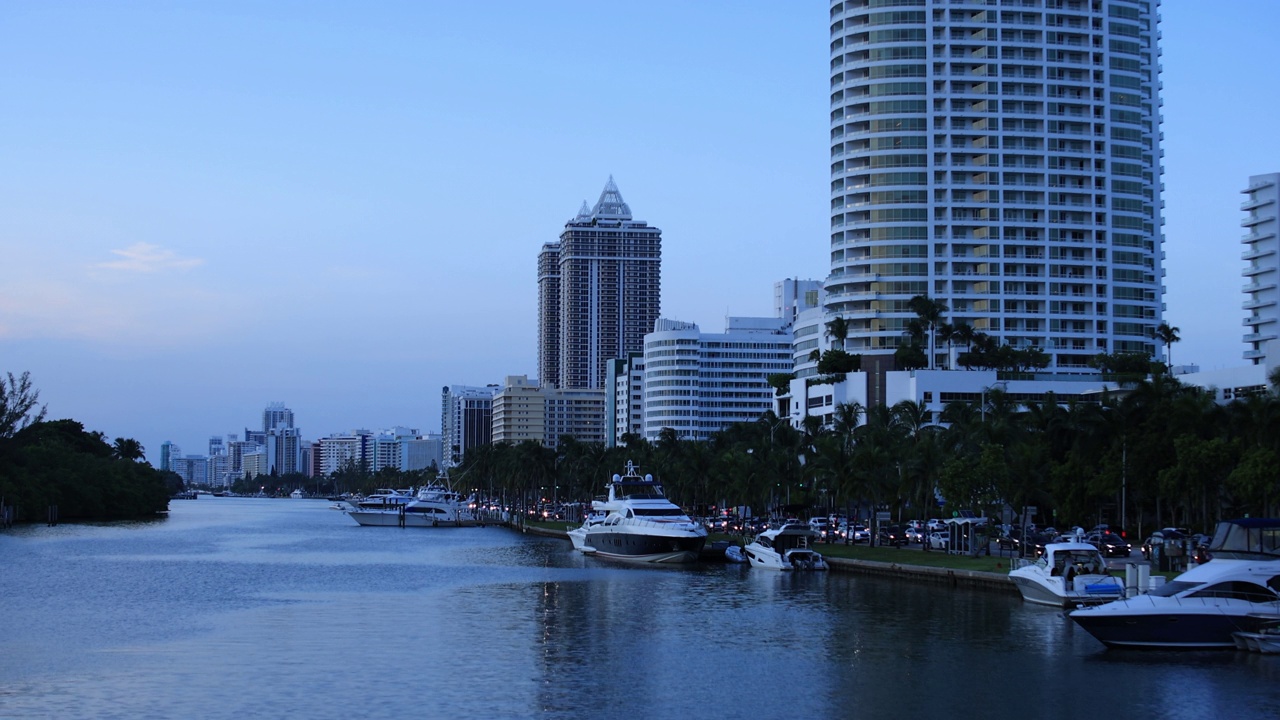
[
  {"left": 0, "top": 420, "right": 173, "bottom": 521},
  {"left": 453, "top": 376, "right": 1280, "bottom": 538}
]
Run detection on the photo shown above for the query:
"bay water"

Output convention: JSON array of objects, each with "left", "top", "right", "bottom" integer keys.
[{"left": 1, "top": 498, "right": 1275, "bottom": 719}]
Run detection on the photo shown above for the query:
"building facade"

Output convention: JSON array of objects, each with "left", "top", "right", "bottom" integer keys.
[
  {"left": 606, "top": 353, "right": 645, "bottom": 446},
  {"left": 826, "top": 0, "right": 1164, "bottom": 375},
  {"left": 641, "top": 317, "right": 794, "bottom": 441},
  {"left": 537, "top": 178, "right": 662, "bottom": 390},
  {"left": 441, "top": 385, "right": 496, "bottom": 467},
  {"left": 491, "top": 375, "right": 547, "bottom": 445},
  {"left": 1242, "top": 173, "right": 1279, "bottom": 366}
]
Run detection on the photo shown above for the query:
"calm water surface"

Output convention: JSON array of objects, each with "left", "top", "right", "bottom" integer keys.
[{"left": 2, "top": 498, "right": 1277, "bottom": 719}]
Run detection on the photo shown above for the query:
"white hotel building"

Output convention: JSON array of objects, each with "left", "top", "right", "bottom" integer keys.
[
  {"left": 826, "top": 0, "right": 1165, "bottom": 391},
  {"left": 640, "top": 317, "right": 794, "bottom": 441}
]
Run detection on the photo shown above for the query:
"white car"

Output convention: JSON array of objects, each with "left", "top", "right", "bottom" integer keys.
[
  {"left": 927, "top": 531, "right": 949, "bottom": 550},
  {"left": 808, "top": 517, "right": 830, "bottom": 538}
]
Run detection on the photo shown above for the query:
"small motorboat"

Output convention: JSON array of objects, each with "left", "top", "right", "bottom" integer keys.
[
  {"left": 1008, "top": 539, "right": 1123, "bottom": 608},
  {"left": 743, "top": 521, "right": 827, "bottom": 571}
]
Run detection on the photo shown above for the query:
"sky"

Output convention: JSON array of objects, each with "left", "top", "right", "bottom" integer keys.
[{"left": 2, "top": 1, "right": 1277, "bottom": 462}]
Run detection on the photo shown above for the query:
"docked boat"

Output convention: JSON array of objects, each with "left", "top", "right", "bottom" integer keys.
[
  {"left": 570, "top": 461, "right": 706, "bottom": 564},
  {"left": 289, "top": 489, "right": 304, "bottom": 499},
  {"left": 348, "top": 484, "right": 476, "bottom": 528},
  {"left": 1232, "top": 624, "right": 1280, "bottom": 654},
  {"left": 743, "top": 521, "right": 828, "bottom": 571},
  {"left": 346, "top": 488, "right": 416, "bottom": 511},
  {"left": 1070, "top": 518, "right": 1280, "bottom": 649},
  {"left": 1008, "top": 539, "right": 1123, "bottom": 608}
]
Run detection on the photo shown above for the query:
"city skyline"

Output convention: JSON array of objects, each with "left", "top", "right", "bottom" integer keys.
[{"left": 3, "top": 2, "right": 1278, "bottom": 462}]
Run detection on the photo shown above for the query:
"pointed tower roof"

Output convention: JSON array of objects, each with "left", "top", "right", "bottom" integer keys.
[
  {"left": 574, "top": 200, "right": 592, "bottom": 222},
  {"left": 590, "top": 175, "right": 632, "bottom": 220}
]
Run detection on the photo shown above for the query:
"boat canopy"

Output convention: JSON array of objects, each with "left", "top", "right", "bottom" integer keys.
[{"left": 1209, "top": 519, "right": 1280, "bottom": 559}]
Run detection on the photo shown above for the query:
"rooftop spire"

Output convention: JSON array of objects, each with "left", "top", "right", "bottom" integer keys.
[
  {"left": 575, "top": 200, "right": 592, "bottom": 222},
  {"left": 591, "top": 175, "right": 632, "bottom": 220}
]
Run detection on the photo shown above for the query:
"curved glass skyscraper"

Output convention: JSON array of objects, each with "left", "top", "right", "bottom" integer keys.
[{"left": 827, "top": 0, "right": 1163, "bottom": 373}]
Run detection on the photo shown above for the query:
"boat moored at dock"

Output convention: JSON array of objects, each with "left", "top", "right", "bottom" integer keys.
[
  {"left": 570, "top": 461, "right": 706, "bottom": 564},
  {"left": 1070, "top": 518, "right": 1280, "bottom": 649}
]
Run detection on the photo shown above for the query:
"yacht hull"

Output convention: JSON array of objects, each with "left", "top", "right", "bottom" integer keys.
[
  {"left": 582, "top": 529, "right": 705, "bottom": 564},
  {"left": 1071, "top": 608, "right": 1277, "bottom": 649},
  {"left": 348, "top": 509, "right": 473, "bottom": 528}
]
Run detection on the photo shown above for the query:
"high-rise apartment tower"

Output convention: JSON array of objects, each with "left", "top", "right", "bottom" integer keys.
[
  {"left": 826, "top": 0, "right": 1164, "bottom": 373},
  {"left": 538, "top": 178, "right": 662, "bottom": 389},
  {"left": 1242, "top": 173, "right": 1280, "bottom": 366}
]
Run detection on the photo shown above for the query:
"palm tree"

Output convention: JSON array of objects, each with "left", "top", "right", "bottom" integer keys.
[
  {"left": 908, "top": 295, "right": 949, "bottom": 369},
  {"left": 112, "top": 437, "right": 146, "bottom": 462},
  {"left": 937, "top": 323, "right": 956, "bottom": 369},
  {"left": 1154, "top": 322, "right": 1181, "bottom": 367},
  {"left": 825, "top": 315, "right": 849, "bottom": 352}
]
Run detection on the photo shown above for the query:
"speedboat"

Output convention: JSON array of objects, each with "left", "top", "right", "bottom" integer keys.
[
  {"left": 1070, "top": 518, "right": 1280, "bottom": 649},
  {"left": 571, "top": 461, "right": 706, "bottom": 564},
  {"left": 743, "top": 521, "right": 828, "bottom": 571},
  {"left": 348, "top": 484, "right": 476, "bottom": 528},
  {"left": 1008, "top": 539, "right": 1123, "bottom": 608}
]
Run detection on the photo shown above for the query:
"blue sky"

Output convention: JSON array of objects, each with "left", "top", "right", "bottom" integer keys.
[{"left": 2, "top": 2, "right": 1276, "bottom": 462}]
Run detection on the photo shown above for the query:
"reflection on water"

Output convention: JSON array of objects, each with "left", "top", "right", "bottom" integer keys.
[{"left": 1, "top": 498, "right": 1275, "bottom": 719}]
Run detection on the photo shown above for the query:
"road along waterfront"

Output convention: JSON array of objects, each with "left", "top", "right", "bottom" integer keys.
[{"left": 3, "top": 499, "right": 1276, "bottom": 720}]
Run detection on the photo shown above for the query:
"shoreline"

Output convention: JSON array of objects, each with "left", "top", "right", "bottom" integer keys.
[{"left": 510, "top": 521, "right": 1017, "bottom": 595}]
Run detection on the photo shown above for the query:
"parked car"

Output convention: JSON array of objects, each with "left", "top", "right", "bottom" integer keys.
[
  {"left": 927, "top": 531, "right": 949, "bottom": 550},
  {"left": 877, "top": 525, "right": 905, "bottom": 547},
  {"left": 996, "top": 526, "right": 1024, "bottom": 551},
  {"left": 1087, "top": 531, "right": 1132, "bottom": 558},
  {"left": 808, "top": 517, "right": 830, "bottom": 538},
  {"left": 836, "top": 522, "right": 869, "bottom": 543}
]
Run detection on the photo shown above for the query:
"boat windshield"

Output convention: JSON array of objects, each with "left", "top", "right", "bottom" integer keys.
[
  {"left": 617, "top": 483, "right": 665, "bottom": 500},
  {"left": 1148, "top": 580, "right": 1201, "bottom": 598},
  {"left": 633, "top": 508, "right": 686, "bottom": 517}
]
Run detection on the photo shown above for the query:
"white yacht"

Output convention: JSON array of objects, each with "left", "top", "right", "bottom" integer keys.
[
  {"left": 1008, "top": 539, "right": 1123, "bottom": 608},
  {"left": 1070, "top": 518, "right": 1280, "bottom": 649},
  {"left": 570, "top": 461, "right": 706, "bottom": 564},
  {"left": 348, "top": 484, "right": 476, "bottom": 528},
  {"left": 743, "top": 521, "right": 828, "bottom": 571},
  {"left": 346, "top": 488, "right": 416, "bottom": 511}
]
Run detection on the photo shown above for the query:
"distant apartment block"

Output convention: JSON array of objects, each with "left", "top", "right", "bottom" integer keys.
[
  {"left": 263, "top": 402, "right": 294, "bottom": 431},
  {"left": 606, "top": 353, "right": 645, "bottom": 447},
  {"left": 492, "top": 375, "right": 547, "bottom": 445},
  {"left": 369, "top": 427, "right": 442, "bottom": 473},
  {"left": 774, "top": 278, "right": 823, "bottom": 326},
  {"left": 1242, "top": 173, "right": 1280, "bottom": 365},
  {"left": 317, "top": 431, "right": 371, "bottom": 476},
  {"left": 441, "top": 385, "right": 496, "bottom": 467},
  {"left": 491, "top": 375, "right": 606, "bottom": 448}
]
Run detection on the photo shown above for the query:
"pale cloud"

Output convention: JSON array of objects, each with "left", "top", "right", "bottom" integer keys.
[{"left": 96, "top": 242, "right": 204, "bottom": 273}]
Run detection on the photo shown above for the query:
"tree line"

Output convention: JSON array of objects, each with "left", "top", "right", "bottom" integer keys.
[
  {"left": 0, "top": 372, "right": 175, "bottom": 522},
  {"left": 452, "top": 373, "right": 1280, "bottom": 539}
]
